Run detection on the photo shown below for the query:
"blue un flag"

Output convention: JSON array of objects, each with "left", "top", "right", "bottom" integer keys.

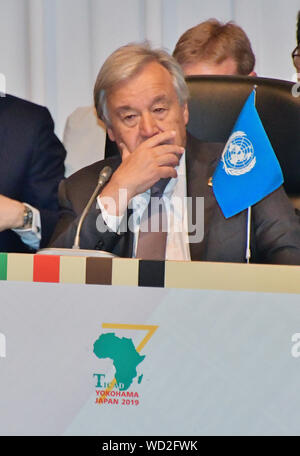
[{"left": 212, "top": 89, "right": 284, "bottom": 218}]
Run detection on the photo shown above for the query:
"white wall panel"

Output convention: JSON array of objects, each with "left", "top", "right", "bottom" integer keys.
[
  {"left": 145, "top": 0, "right": 163, "bottom": 47},
  {"left": 163, "top": 0, "right": 233, "bottom": 53},
  {"left": 90, "top": 0, "right": 145, "bottom": 83},
  {"left": 55, "top": 0, "right": 94, "bottom": 138},
  {"left": 0, "top": 0, "right": 30, "bottom": 98},
  {"left": 0, "top": 0, "right": 299, "bottom": 138},
  {"left": 233, "top": 0, "right": 300, "bottom": 80},
  {"left": 28, "top": 0, "right": 46, "bottom": 105}
]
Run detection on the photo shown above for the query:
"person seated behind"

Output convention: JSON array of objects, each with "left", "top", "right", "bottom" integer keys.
[
  {"left": 292, "top": 11, "right": 300, "bottom": 82},
  {"left": 62, "top": 19, "right": 255, "bottom": 176},
  {"left": 173, "top": 18, "right": 256, "bottom": 76},
  {"left": 0, "top": 94, "right": 66, "bottom": 252},
  {"left": 50, "top": 43, "right": 300, "bottom": 265}
]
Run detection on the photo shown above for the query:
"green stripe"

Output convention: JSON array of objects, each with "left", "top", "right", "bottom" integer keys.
[{"left": 0, "top": 253, "right": 7, "bottom": 280}]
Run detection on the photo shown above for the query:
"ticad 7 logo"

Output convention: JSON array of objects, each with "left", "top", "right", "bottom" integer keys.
[
  {"left": 93, "top": 323, "right": 158, "bottom": 404},
  {"left": 0, "top": 332, "right": 6, "bottom": 358}
]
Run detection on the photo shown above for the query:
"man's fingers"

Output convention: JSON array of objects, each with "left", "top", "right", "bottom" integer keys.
[
  {"left": 154, "top": 144, "right": 185, "bottom": 156},
  {"left": 157, "top": 166, "right": 178, "bottom": 179},
  {"left": 119, "top": 142, "right": 130, "bottom": 161},
  {"left": 157, "top": 152, "right": 181, "bottom": 167},
  {"left": 143, "top": 130, "right": 177, "bottom": 148},
  {"left": 119, "top": 132, "right": 184, "bottom": 160}
]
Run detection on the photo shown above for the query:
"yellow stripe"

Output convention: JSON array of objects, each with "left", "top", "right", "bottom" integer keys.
[{"left": 101, "top": 323, "right": 158, "bottom": 353}]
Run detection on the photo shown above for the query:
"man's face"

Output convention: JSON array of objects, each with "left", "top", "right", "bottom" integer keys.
[
  {"left": 182, "top": 57, "right": 239, "bottom": 76},
  {"left": 106, "top": 61, "right": 189, "bottom": 155}
]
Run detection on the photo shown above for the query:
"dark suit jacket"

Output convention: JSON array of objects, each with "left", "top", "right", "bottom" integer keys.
[
  {"left": 0, "top": 94, "right": 66, "bottom": 252},
  {"left": 51, "top": 134, "right": 300, "bottom": 264}
]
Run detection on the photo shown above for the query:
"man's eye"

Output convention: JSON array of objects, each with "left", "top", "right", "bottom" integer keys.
[
  {"left": 123, "top": 114, "right": 138, "bottom": 125},
  {"left": 124, "top": 114, "right": 136, "bottom": 121},
  {"left": 154, "top": 107, "right": 166, "bottom": 113}
]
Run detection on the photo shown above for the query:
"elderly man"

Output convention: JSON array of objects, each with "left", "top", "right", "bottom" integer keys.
[
  {"left": 62, "top": 19, "right": 257, "bottom": 175},
  {"left": 51, "top": 43, "right": 300, "bottom": 264}
]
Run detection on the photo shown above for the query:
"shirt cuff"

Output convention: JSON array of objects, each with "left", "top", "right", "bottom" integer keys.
[
  {"left": 12, "top": 203, "right": 41, "bottom": 250},
  {"left": 97, "top": 195, "right": 126, "bottom": 234}
]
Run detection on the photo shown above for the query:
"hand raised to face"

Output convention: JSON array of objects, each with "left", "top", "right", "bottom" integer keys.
[
  {"left": 115, "top": 130, "right": 184, "bottom": 199},
  {"left": 99, "top": 61, "right": 188, "bottom": 215}
]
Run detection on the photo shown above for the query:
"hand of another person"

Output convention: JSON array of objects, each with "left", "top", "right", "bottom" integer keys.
[{"left": 0, "top": 195, "right": 25, "bottom": 232}]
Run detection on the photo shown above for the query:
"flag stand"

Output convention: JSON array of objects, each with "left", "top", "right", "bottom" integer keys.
[
  {"left": 245, "top": 85, "right": 256, "bottom": 264},
  {"left": 246, "top": 206, "right": 252, "bottom": 263}
]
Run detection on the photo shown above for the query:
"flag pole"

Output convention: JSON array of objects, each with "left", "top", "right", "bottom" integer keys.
[
  {"left": 253, "top": 84, "right": 257, "bottom": 103},
  {"left": 246, "top": 206, "right": 251, "bottom": 263},
  {"left": 245, "top": 85, "right": 257, "bottom": 264}
]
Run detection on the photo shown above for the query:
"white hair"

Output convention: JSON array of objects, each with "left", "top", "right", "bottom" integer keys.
[{"left": 94, "top": 42, "right": 189, "bottom": 126}]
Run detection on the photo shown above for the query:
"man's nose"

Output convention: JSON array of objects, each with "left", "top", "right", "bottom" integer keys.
[{"left": 139, "top": 112, "right": 159, "bottom": 138}]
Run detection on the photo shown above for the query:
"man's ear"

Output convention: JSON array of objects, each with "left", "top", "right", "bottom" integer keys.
[
  {"left": 183, "top": 103, "right": 189, "bottom": 126},
  {"left": 107, "top": 128, "right": 116, "bottom": 142},
  {"left": 249, "top": 71, "right": 257, "bottom": 77}
]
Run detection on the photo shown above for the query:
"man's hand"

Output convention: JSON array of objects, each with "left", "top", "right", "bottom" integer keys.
[
  {"left": 100, "top": 130, "right": 184, "bottom": 215},
  {"left": 0, "top": 195, "right": 25, "bottom": 232}
]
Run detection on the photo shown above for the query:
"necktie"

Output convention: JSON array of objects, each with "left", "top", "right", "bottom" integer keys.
[{"left": 135, "top": 178, "right": 170, "bottom": 260}]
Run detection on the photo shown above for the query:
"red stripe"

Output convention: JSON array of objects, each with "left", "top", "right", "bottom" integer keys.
[{"left": 33, "top": 255, "right": 60, "bottom": 283}]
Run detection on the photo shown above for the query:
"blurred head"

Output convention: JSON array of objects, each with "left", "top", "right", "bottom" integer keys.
[
  {"left": 173, "top": 19, "right": 256, "bottom": 76},
  {"left": 293, "top": 11, "right": 300, "bottom": 81},
  {"left": 292, "top": 45, "right": 300, "bottom": 81}
]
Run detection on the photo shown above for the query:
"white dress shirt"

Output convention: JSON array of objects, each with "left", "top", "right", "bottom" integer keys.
[{"left": 97, "top": 152, "right": 191, "bottom": 261}]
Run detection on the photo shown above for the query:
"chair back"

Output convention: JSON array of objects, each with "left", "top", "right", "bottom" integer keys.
[{"left": 186, "top": 75, "right": 300, "bottom": 199}]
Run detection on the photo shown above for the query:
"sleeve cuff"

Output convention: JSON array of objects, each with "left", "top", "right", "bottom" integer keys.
[
  {"left": 97, "top": 195, "right": 126, "bottom": 234},
  {"left": 12, "top": 203, "right": 41, "bottom": 250}
]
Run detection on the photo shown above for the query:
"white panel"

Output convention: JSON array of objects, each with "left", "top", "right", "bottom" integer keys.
[
  {"left": 162, "top": 0, "right": 179, "bottom": 53},
  {"left": 43, "top": 0, "right": 58, "bottom": 128},
  {"left": 1, "top": 281, "right": 300, "bottom": 435},
  {"left": 90, "top": 0, "right": 145, "bottom": 84},
  {"left": 233, "top": 0, "right": 300, "bottom": 81},
  {"left": 0, "top": 0, "right": 30, "bottom": 99},
  {"left": 260, "top": 0, "right": 300, "bottom": 81},
  {"left": 54, "top": 0, "right": 94, "bottom": 138},
  {"left": 162, "top": 0, "right": 233, "bottom": 53},
  {"left": 145, "top": 0, "right": 163, "bottom": 47},
  {"left": 0, "top": 0, "right": 299, "bottom": 140},
  {"left": 28, "top": 0, "right": 46, "bottom": 105}
]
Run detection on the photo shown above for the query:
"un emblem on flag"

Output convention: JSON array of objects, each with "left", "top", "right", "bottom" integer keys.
[{"left": 222, "top": 131, "right": 256, "bottom": 176}]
